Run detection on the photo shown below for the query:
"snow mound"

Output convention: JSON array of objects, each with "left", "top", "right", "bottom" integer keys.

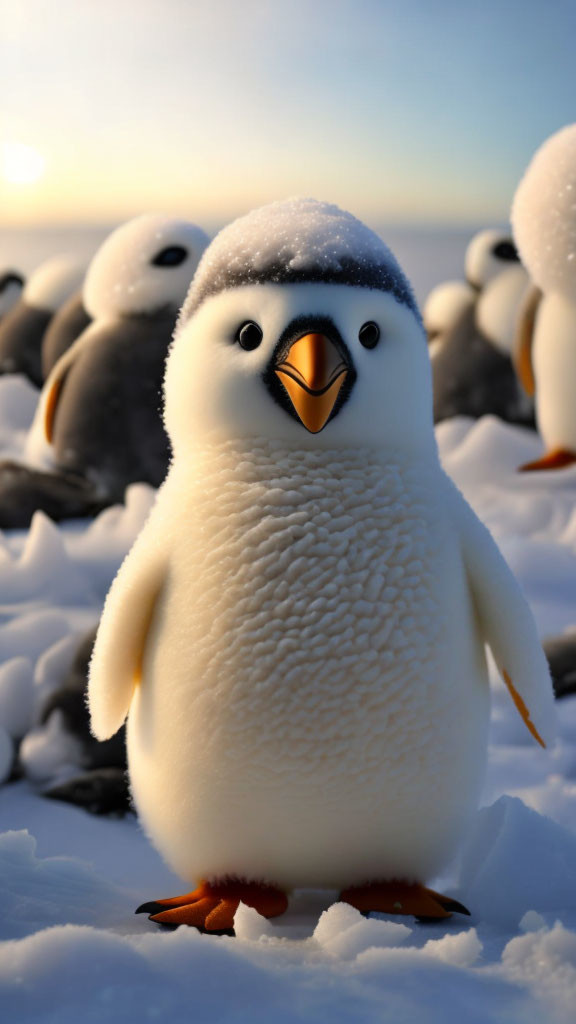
[
  {"left": 512, "top": 123, "right": 576, "bottom": 297},
  {"left": 179, "top": 197, "right": 418, "bottom": 320},
  {"left": 314, "top": 902, "right": 411, "bottom": 959},
  {"left": 501, "top": 922, "right": 576, "bottom": 1024},
  {"left": 19, "top": 711, "right": 84, "bottom": 784},
  {"left": 459, "top": 796, "right": 576, "bottom": 928},
  {"left": 0, "top": 657, "right": 34, "bottom": 739},
  {"left": 0, "top": 830, "right": 132, "bottom": 939},
  {"left": 0, "top": 725, "right": 13, "bottom": 783}
]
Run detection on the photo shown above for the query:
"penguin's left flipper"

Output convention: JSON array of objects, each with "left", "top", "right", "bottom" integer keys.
[
  {"left": 456, "top": 486, "right": 556, "bottom": 747},
  {"left": 88, "top": 533, "right": 167, "bottom": 741}
]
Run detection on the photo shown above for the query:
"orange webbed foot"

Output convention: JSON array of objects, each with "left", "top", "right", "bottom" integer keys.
[
  {"left": 340, "top": 880, "right": 470, "bottom": 921},
  {"left": 136, "top": 879, "right": 288, "bottom": 934},
  {"left": 519, "top": 449, "right": 576, "bottom": 472}
]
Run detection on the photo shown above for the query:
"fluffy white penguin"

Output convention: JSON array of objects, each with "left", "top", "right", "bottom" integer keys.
[
  {"left": 89, "top": 198, "right": 555, "bottom": 933},
  {"left": 430, "top": 229, "right": 533, "bottom": 426},
  {"left": 512, "top": 124, "right": 576, "bottom": 471},
  {"left": 0, "top": 256, "right": 85, "bottom": 386},
  {"left": 0, "top": 214, "right": 209, "bottom": 528}
]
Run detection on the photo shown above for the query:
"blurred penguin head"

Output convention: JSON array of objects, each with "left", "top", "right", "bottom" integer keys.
[{"left": 83, "top": 213, "right": 210, "bottom": 321}]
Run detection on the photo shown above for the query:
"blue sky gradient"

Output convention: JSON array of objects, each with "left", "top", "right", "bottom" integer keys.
[{"left": 1, "top": 0, "right": 575, "bottom": 226}]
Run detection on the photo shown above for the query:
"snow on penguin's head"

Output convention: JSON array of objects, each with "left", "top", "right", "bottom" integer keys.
[
  {"left": 166, "top": 198, "right": 433, "bottom": 456},
  {"left": 23, "top": 257, "right": 86, "bottom": 314},
  {"left": 0, "top": 270, "right": 24, "bottom": 317},
  {"left": 83, "top": 213, "right": 210, "bottom": 321},
  {"left": 512, "top": 124, "right": 576, "bottom": 298},
  {"left": 465, "top": 229, "right": 521, "bottom": 289}
]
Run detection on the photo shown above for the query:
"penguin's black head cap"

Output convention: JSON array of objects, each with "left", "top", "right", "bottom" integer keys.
[{"left": 178, "top": 198, "right": 421, "bottom": 327}]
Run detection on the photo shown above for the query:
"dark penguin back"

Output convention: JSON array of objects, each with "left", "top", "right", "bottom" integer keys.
[
  {"left": 0, "top": 302, "right": 51, "bottom": 387},
  {"left": 52, "top": 310, "right": 174, "bottom": 499},
  {"left": 42, "top": 291, "right": 91, "bottom": 379},
  {"left": 432, "top": 304, "right": 535, "bottom": 428}
]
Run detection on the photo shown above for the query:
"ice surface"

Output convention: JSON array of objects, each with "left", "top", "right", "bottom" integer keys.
[
  {"left": 512, "top": 123, "right": 576, "bottom": 297},
  {"left": 179, "top": 197, "right": 418, "bottom": 320}
]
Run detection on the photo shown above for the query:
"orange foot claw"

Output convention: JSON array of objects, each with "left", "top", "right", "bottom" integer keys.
[
  {"left": 340, "top": 880, "right": 470, "bottom": 921},
  {"left": 136, "top": 879, "right": 288, "bottom": 933},
  {"left": 519, "top": 449, "right": 576, "bottom": 472}
]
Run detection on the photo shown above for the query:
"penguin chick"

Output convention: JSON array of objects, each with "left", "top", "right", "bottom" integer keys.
[
  {"left": 88, "top": 198, "right": 555, "bottom": 933},
  {"left": 0, "top": 215, "right": 209, "bottom": 528},
  {"left": 0, "top": 270, "right": 24, "bottom": 321},
  {"left": 431, "top": 229, "right": 533, "bottom": 427},
  {"left": 0, "top": 257, "right": 84, "bottom": 386},
  {"left": 512, "top": 124, "right": 576, "bottom": 471}
]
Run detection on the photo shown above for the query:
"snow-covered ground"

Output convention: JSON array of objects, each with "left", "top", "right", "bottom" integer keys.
[{"left": 0, "top": 377, "right": 575, "bottom": 1020}]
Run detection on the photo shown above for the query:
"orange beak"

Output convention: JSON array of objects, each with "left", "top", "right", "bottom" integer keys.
[{"left": 274, "top": 333, "right": 349, "bottom": 433}]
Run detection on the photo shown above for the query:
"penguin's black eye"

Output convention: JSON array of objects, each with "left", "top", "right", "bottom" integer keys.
[
  {"left": 235, "top": 321, "right": 263, "bottom": 351},
  {"left": 358, "top": 321, "right": 380, "bottom": 349},
  {"left": 492, "top": 241, "right": 519, "bottom": 262},
  {"left": 151, "top": 246, "right": 188, "bottom": 267}
]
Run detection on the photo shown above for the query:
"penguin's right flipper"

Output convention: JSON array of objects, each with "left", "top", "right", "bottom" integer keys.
[
  {"left": 0, "top": 462, "right": 107, "bottom": 528},
  {"left": 88, "top": 534, "right": 167, "bottom": 741},
  {"left": 455, "top": 485, "right": 556, "bottom": 747},
  {"left": 513, "top": 283, "right": 541, "bottom": 396}
]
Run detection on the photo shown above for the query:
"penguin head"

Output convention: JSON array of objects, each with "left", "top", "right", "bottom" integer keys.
[
  {"left": 23, "top": 257, "right": 85, "bottom": 314},
  {"left": 512, "top": 124, "right": 576, "bottom": 299},
  {"left": 465, "top": 229, "right": 520, "bottom": 289},
  {"left": 83, "top": 213, "right": 210, "bottom": 321},
  {"left": 423, "top": 280, "right": 475, "bottom": 344},
  {"left": 166, "top": 199, "right": 433, "bottom": 458},
  {"left": 0, "top": 271, "right": 24, "bottom": 317}
]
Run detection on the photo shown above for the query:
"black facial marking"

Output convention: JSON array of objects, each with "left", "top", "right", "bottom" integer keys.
[
  {"left": 236, "top": 320, "right": 263, "bottom": 350},
  {"left": 0, "top": 271, "right": 24, "bottom": 292},
  {"left": 151, "top": 245, "right": 188, "bottom": 267},
  {"left": 492, "top": 240, "right": 519, "bottom": 262},
  {"left": 358, "top": 321, "right": 380, "bottom": 349},
  {"left": 263, "top": 314, "right": 356, "bottom": 431}
]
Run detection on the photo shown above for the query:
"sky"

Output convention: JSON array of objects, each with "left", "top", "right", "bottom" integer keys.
[{"left": 1, "top": 0, "right": 575, "bottom": 229}]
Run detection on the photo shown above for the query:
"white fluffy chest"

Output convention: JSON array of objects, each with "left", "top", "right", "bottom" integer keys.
[{"left": 145, "top": 443, "right": 468, "bottom": 773}]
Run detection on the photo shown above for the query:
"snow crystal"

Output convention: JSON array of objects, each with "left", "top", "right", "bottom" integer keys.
[
  {"left": 512, "top": 123, "right": 576, "bottom": 297},
  {"left": 179, "top": 197, "right": 418, "bottom": 321}
]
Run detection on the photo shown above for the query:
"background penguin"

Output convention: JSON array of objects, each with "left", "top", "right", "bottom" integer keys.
[
  {"left": 38, "top": 628, "right": 130, "bottom": 815},
  {"left": 0, "top": 256, "right": 85, "bottom": 387},
  {"left": 423, "top": 280, "right": 475, "bottom": 355},
  {"left": 0, "top": 270, "right": 24, "bottom": 323},
  {"left": 430, "top": 229, "right": 534, "bottom": 427},
  {"left": 88, "top": 197, "right": 555, "bottom": 934},
  {"left": 512, "top": 124, "right": 576, "bottom": 471},
  {"left": 0, "top": 214, "right": 209, "bottom": 528},
  {"left": 41, "top": 290, "right": 91, "bottom": 379}
]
